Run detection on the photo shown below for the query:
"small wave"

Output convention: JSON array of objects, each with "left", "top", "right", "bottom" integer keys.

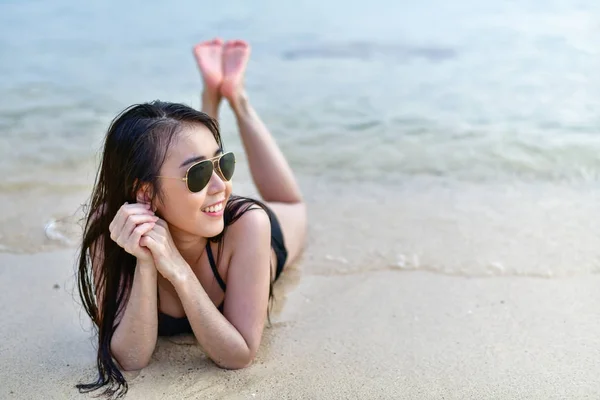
[
  {"left": 282, "top": 41, "right": 457, "bottom": 62},
  {"left": 0, "top": 181, "right": 92, "bottom": 194},
  {"left": 317, "top": 252, "right": 596, "bottom": 279},
  {"left": 44, "top": 219, "right": 76, "bottom": 246}
]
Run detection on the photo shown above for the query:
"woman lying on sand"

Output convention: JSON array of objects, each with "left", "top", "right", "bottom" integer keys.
[{"left": 76, "top": 38, "right": 307, "bottom": 397}]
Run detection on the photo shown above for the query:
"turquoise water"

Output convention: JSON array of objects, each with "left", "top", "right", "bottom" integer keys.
[
  {"left": 1, "top": 0, "right": 599, "bottom": 276},
  {"left": 2, "top": 0, "right": 600, "bottom": 185}
]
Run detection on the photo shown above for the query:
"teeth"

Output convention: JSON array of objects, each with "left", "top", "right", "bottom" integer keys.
[{"left": 203, "top": 202, "right": 223, "bottom": 213}]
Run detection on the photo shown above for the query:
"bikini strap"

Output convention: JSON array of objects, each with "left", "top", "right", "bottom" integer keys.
[{"left": 206, "top": 242, "right": 226, "bottom": 292}]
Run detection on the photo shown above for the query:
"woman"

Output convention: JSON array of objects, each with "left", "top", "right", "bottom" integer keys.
[{"left": 76, "top": 38, "right": 307, "bottom": 398}]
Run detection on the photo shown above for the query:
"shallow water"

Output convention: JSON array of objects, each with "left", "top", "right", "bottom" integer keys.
[{"left": 1, "top": 0, "right": 599, "bottom": 276}]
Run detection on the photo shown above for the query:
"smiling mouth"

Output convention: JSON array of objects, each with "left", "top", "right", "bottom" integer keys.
[{"left": 201, "top": 201, "right": 224, "bottom": 213}]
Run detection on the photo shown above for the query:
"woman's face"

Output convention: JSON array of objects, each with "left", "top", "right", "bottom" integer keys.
[{"left": 155, "top": 124, "right": 232, "bottom": 239}]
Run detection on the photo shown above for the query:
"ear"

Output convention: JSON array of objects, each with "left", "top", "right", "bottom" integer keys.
[{"left": 135, "top": 183, "right": 154, "bottom": 208}]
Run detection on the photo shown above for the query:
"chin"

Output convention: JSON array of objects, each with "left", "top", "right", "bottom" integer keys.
[{"left": 201, "top": 218, "right": 225, "bottom": 238}]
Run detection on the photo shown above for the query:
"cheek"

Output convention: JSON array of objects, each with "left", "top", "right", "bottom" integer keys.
[{"left": 157, "top": 187, "right": 206, "bottom": 225}]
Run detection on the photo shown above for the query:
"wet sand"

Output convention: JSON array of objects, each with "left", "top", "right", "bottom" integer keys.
[{"left": 1, "top": 250, "right": 598, "bottom": 400}]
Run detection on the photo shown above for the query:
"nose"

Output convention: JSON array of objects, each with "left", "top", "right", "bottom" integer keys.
[{"left": 206, "top": 170, "right": 226, "bottom": 194}]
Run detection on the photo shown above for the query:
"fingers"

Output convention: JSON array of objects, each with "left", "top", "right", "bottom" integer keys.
[
  {"left": 153, "top": 218, "right": 168, "bottom": 229},
  {"left": 122, "top": 213, "right": 159, "bottom": 237},
  {"left": 109, "top": 202, "right": 156, "bottom": 246},
  {"left": 140, "top": 224, "right": 171, "bottom": 254},
  {"left": 115, "top": 214, "right": 159, "bottom": 248},
  {"left": 125, "top": 222, "right": 156, "bottom": 255},
  {"left": 139, "top": 234, "right": 158, "bottom": 253},
  {"left": 109, "top": 202, "right": 153, "bottom": 239},
  {"left": 141, "top": 228, "right": 164, "bottom": 246}
]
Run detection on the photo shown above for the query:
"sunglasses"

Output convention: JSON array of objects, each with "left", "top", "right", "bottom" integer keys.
[{"left": 157, "top": 152, "right": 236, "bottom": 193}]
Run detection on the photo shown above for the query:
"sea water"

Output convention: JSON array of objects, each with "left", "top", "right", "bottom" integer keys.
[{"left": 1, "top": 0, "right": 599, "bottom": 277}]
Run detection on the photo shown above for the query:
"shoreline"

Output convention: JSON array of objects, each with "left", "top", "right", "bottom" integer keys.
[{"left": 3, "top": 176, "right": 600, "bottom": 278}]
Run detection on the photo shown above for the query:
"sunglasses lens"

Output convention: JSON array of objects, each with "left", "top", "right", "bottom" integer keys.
[
  {"left": 219, "top": 152, "right": 236, "bottom": 181},
  {"left": 187, "top": 161, "right": 213, "bottom": 192}
]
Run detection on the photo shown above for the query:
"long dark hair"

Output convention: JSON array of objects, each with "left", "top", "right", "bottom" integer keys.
[{"left": 75, "top": 101, "right": 272, "bottom": 398}]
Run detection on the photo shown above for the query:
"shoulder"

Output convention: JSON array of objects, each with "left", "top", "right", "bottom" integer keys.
[
  {"left": 227, "top": 206, "right": 271, "bottom": 242},
  {"left": 220, "top": 198, "right": 272, "bottom": 263},
  {"left": 223, "top": 206, "right": 272, "bottom": 285}
]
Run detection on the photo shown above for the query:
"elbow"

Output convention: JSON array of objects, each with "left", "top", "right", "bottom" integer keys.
[
  {"left": 121, "top": 363, "right": 149, "bottom": 372},
  {"left": 217, "top": 359, "right": 253, "bottom": 370},
  {"left": 111, "top": 343, "right": 152, "bottom": 372},
  {"left": 229, "top": 357, "right": 254, "bottom": 370},
  {"left": 212, "top": 349, "right": 255, "bottom": 370},
  {"left": 112, "top": 352, "right": 152, "bottom": 372}
]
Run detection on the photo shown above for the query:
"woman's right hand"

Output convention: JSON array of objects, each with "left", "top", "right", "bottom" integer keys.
[{"left": 109, "top": 202, "right": 159, "bottom": 263}]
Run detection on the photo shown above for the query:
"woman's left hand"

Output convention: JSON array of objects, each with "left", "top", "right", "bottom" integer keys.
[{"left": 139, "top": 218, "right": 190, "bottom": 282}]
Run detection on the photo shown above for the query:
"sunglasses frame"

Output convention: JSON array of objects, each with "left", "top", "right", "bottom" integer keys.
[{"left": 157, "top": 151, "right": 236, "bottom": 193}]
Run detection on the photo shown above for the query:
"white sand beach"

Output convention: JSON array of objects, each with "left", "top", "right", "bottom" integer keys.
[{"left": 1, "top": 249, "right": 598, "bottom": 399}]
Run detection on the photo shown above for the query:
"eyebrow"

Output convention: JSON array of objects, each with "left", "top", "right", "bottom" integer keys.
[{"left": 179, "top": 148, "right": 223, "bottom": 168}]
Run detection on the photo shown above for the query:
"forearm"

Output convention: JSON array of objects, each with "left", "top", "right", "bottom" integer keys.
[
  {"left": 231, "top": 93, "right": 303, "bottom": 204},
  {"left": 110, "top": 261, "right": 158, "bottom": 370},
  {"left": 172, "top": 269, "right": 251, "bottom": 368}
]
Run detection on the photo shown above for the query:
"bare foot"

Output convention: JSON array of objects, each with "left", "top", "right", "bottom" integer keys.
[
  {"left": 193, "top": 38, "right": 224, "bottom": 93},
  {"left": 221, "top": 40, "right": 251, "bottom": 104}
]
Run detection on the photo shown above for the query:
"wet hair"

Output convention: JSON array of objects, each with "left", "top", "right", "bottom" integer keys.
[{"left": 75, "top": 101, "right": 273, "bottom": 399}]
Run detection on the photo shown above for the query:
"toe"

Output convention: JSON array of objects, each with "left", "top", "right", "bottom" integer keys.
[{"left": 231, "top": 39, "right": 248, "bottom": 47}]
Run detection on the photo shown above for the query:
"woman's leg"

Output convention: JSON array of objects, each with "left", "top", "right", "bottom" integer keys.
[
  {"left": 193, "top": 38, "right": 224, "bottom": 119},
  {"left": 222, "top": 40, "right": 307, "bottom": 266}
]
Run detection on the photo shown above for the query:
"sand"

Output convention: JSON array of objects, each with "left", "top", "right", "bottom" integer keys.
[{"left": 1, "top": 249, "right": 599, "bottom": 400}]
